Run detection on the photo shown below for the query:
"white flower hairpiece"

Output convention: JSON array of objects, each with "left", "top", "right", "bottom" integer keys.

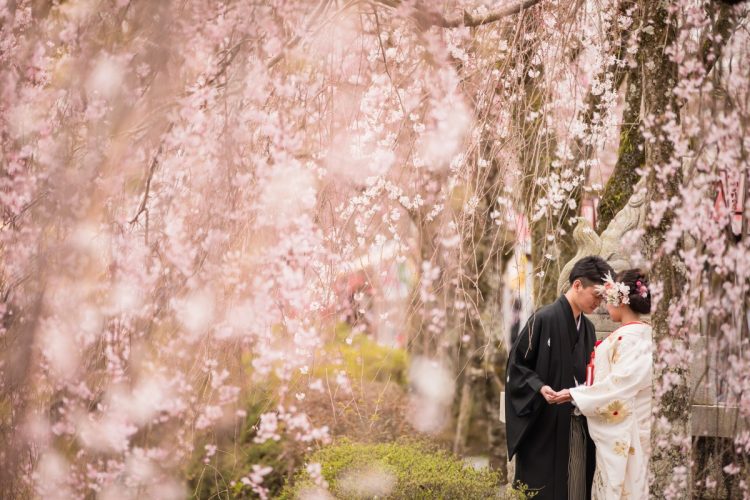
[{"left": 595, "top": 272, "right": 630, "bottom": 306}]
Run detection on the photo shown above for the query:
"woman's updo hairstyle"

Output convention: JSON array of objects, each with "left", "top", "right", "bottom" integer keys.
[{"left": 615, "top": 268, "right": 651, "bottom": 314}]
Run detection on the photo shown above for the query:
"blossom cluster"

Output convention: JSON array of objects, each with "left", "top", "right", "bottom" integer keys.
[{"left": 595, "top": 273, "right": 631, "bottom": 306}]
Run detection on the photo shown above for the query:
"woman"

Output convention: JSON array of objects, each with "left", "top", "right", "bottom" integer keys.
[{"left": 555, "top": 269, "right": 653, "bottom": 500}]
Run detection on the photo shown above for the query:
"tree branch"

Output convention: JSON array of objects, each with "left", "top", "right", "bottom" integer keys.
[
  {"left": 129, "top": 124, "right": 172, "bottom": 225},
  {"left": 700, "top": 2, "right": 743, "bottom": 76},
  {"left": 445, "top": 0, "right": 543, "bottom": 28},
  {"left": 376, "top": 0, "right": 543, "bottom": 29},
  {"left": 1, "top": 190, "right": 49, "bottom": 230},
  {"left": 266, "top": 0, "right": 334, "bottom": 69},
  {"left": 266, "top": 0, "right": 543, "bottom": 70}
]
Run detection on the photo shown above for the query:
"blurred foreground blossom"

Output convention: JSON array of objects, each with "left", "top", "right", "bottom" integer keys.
[
  {"left": 338, "top": 463, "right": 396, "bottom": 498},
  {"left": 407, "top": 357, "right": 455, "bottom": 433}
]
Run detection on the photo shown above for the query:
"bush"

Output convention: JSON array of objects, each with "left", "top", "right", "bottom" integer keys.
[
  {"left": 302, "top": 379, "right": 414, "bottom": 444},
  {"left": 321, "top": 324, "right": 409, "bottom": 387},
  {"left": 340, "top": 335, "right": 408, "bottom": 387},
  {"left": 279, "top": 439, "right": 503, "bottom": 499},
  {"left": 302, "top": 326, "right": 413, "bottom": 442}
]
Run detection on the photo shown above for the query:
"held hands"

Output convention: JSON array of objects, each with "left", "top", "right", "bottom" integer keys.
[
  {"left": 553, "top": 389, "right": 572, "bottom": 404},
  {"left": 539, "top": 385, "right": 557, "bottom": 403},
  {"left": 540, "top": 386, "right": 573, "bottom": 404}
]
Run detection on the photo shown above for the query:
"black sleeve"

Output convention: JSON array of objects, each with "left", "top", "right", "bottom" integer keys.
[{"left": 507, "top": 314, "right": 546, "bottom": 416}]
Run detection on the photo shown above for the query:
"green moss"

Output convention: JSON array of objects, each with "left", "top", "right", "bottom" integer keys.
[
  {"left": 278, "top": 439, "right": 507, "bottom": 499},
  {"left": 341, "top": 335, "right": 408, "bottom": 387},
  {"left": 317, "top": 325, "right": 408, "bottom": 387}
]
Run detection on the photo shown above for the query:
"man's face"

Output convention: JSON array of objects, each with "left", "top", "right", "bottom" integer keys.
[{"left": 573, "top": 280, "right": 602, "bottom": 314}]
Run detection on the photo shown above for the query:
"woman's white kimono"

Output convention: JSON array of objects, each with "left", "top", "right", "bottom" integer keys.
[{"left": 569, "top": 322, "right": 653, "bottom": 500}]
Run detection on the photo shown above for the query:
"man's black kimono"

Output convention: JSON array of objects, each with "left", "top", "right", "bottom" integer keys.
[{"left": 505, "top": 295, "right": 597, "bottom": 499}]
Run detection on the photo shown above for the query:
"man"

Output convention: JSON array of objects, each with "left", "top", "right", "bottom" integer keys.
[{"left": 505, "top": 256, "right": 613, "bottom": 499}]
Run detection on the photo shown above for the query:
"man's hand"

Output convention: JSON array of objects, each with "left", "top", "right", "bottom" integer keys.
[
  {"left": 552, "top": 389, "right": 572, "bottom": 404},
  {"left": 540, "top": 385, "right": 557, "bottom": 403}
]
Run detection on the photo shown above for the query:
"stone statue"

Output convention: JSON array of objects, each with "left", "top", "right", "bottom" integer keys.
[{"left": 557, "top": 177, "right": 648, "bottom": 295}]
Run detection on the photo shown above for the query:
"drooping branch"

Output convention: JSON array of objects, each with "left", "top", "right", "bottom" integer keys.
[
  {"left": 129, "top": 125, "right": 172, "bottom": 225},
  {"left": 700, "top": 2, "right": 742, "bottom": 73},
  {"left": 521, "top": 0, "right": 636, "bottom": 302},
  {"left": 551, "top": 0, "right": 637, "bottom": 272}
]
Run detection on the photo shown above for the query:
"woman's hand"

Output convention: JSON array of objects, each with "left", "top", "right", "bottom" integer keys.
[{"left": 552, "top": 389, "right": 572, "bottom": 404}]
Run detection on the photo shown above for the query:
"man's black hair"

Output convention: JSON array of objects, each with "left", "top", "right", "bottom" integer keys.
[{"left": 568, "top": 255, "right": 614, "bottom": 287}]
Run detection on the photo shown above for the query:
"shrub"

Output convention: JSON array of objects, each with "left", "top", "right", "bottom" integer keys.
[
  {"left": 302, "top": 326, "right": 413, "bottom": 442},
  {"left": 340, "top": 334, "right": 408, "bottom": 387},
  {"left": 279, "top": 439, "right": 503, "bottom": 499},
  {"left": 302, "top": 379, "right": 414, "bottom": 443},
  {"left": 320, "top": 325, "right": 408, "bottom": 387}
]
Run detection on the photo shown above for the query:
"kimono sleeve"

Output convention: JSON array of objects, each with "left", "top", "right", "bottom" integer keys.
[
  {"left": 569, "top": 337, "right": 651, "bottom": 421},
  {"left": 507, "top": 314, "right": 546, "bottom": 416}
]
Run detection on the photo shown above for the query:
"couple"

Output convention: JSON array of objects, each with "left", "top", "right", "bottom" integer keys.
[{"left": 505, "top": 256, "right": 653, "bottom": 500}]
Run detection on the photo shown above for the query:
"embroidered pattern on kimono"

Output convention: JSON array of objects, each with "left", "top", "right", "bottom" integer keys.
[
  {"left": 596, "top": 399, "right": 630, "bottom": 424},
  {"left": 613, "top": 440, "right": 635, "bottom": 457}
]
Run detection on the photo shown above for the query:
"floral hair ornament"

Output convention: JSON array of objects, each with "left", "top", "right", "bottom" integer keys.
[
  {"left": 595, "top": 272, "right": 630, "bottom": 306},
  {"left": 635, "top": 279, "right": 648, "bottom": 298}
]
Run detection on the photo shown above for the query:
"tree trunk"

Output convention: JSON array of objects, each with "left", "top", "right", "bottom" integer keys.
[
  {"left": 639, "top": 2, "right": 690, "bottom": 497},
  {"left": 451, "top": 136, "right": 515, "bottom": 473},
  {"left": 406, "top": 211, "right": 441, "bottom": 358},
  {"left": 453, "top": 359, "right": 482, "bottom": 455},
  {"left": 485, "top": 332, "right": 509, "bottom": 475},
  {"left": 597, "top": 65, "right": 644, "bottom": 233}
]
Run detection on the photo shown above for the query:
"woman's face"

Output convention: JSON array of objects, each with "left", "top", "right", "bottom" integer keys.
[{"left": 607, "top": 303, "right": 622, "bottom": 322}]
